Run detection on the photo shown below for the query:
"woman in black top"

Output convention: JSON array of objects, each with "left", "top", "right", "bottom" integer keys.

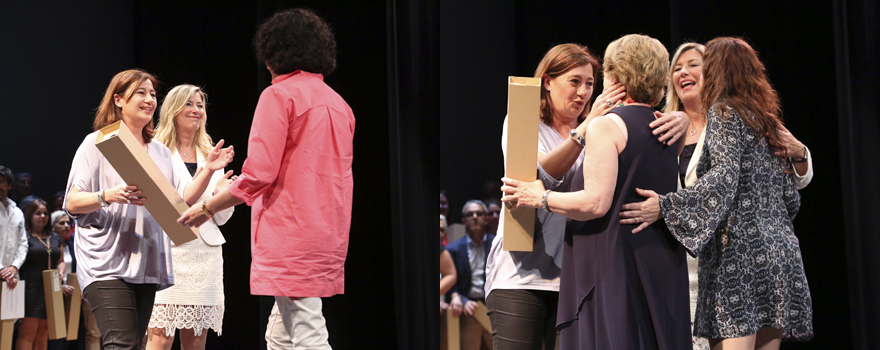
[{"left": 17, "top": 198, "right": 66, "bottom": 350}]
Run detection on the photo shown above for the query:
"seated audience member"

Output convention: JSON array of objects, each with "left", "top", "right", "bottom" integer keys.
[
  {"left": 446, "top": 200, "right": 495, "bottom": 350},
  {"left": 482, "top": 198, "right": 501, "bottom": 236},
  {"left": 11, "top": 171, "right": 32, "bottom": 204}
]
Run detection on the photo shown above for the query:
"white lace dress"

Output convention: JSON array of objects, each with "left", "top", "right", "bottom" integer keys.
[{"left": 148, "top": 150, "right": 233, "bottom": 336}]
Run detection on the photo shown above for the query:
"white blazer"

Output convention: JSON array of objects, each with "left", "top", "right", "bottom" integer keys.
[{"left": 171, "top": 148, "right": 233, "bottom": 246}]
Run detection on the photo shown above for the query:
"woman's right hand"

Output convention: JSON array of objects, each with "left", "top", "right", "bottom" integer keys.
[
  {"left": 104, "top": 184, "right": 145, "bottom": 206},
  {"left": 213, "top": 171, "right": 235, "bottom": 195},
  {"left": 449, "top": 293, "right": 463, "bottom": 317},
  {"left": 650, "top": 111, "right": 690, "bottom": 145},
  {"left": 619, "top": 188, "right": 661, "bottom": 233},
  {"left": 586, "top": 83, "right": 627, "bottom": 120}
]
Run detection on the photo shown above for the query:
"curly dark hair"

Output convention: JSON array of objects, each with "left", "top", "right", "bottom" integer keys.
[{"left": 254, "top": 8, "right": 337, "bottom": 76}]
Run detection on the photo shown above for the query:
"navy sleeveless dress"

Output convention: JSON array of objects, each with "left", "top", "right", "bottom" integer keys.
[{"left": 558, "top": 105, "right": 691, "bottom": 349}]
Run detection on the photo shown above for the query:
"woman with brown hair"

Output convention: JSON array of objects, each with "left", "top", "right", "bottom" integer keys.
[
  {"left": 501, "top": 34, "right": 693, "bottom": 349},
  {"left": 16, "top": 199, "right": 66, "bottom": 350},
  {"left": 63, "top": 69, "right": 232, "bottom": 350},
  {"left": 494, "top": 36, "right": 691, "bottom": 350},
  {"left": 621, "top": 37, "right": 813, "bottom": 349},
  {"left": 622, "top": 41, "right": 816, "bottom": 350}
]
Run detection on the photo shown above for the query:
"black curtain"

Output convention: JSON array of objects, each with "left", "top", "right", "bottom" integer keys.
[
  {"left": 387, "top": 0, "right": 440, "bottom": 349},
  {"left": 834, "top": 0, "right": 880, "bottom": 348}
]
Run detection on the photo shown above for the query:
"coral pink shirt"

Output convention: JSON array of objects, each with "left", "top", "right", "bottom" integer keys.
[{"left": 228, "top": 70, "right": 355, "bottom": 297}]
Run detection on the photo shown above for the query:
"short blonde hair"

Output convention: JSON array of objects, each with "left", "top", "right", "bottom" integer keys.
[
  {"left": 154, "top": 85, "right": 214, "bottom": 156},
  {"left": 603, "top": 34, "right": 669, "bottom": 106},
  {"left": 663, "top": 43, "right": 705, "bottom": 113}
]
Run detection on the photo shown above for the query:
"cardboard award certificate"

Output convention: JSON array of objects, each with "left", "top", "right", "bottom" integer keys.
[
  {"left": 95, "top": 120, "right": 199, "bottom": 245},
  {"left": 0, "top": 280, "right": 24, "bottom": 350},
  {"left": 42, "top": 270, "right": 66, "bottom": 340},
  {"left": 502, "top": 77, "right": 541, "bottom": 251}
]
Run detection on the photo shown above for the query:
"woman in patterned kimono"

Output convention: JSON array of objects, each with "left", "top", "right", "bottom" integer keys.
[
  {"left": 619, "top": 37, "right": 813, "bottom": 349},
  {"left": 146, "top": 85, "right": 235, "bottom": 350}
]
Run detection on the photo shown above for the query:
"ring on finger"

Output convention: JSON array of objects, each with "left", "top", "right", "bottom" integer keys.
[{"left": 605, "top": 100, "right": 613, "bottom": 107}]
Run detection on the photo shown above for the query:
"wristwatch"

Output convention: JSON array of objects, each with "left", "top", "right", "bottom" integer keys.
[
  {"left": 569, "top": 129, "right": 586, "bottom": 147},
  {"left": 97, "top": 190, "right": 110, "bottom": 207}
]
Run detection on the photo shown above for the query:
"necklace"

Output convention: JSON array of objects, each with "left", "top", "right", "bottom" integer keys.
[
  {"left": 689, "top": 122, "right": 704, "bottom": 136},
  {"left": 30, "top": 231, "right": 52, "bottom": 269}
]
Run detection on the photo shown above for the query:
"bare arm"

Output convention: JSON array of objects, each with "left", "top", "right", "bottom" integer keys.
[
  {"left": 502, "top": 115, "right": 625, "bottom": 221},
  {"left": 182, "top": 140, "right": 234, "bottom": 206},
  {"left": 439, "top": 250, "right": 457, "bottom": 295},
  {"left": 66, "top": 185, "right": 144, "bottom": 215},
  {"left": 177, "top": 187, "right": 245, "bottom": 228},
  {"left": 539, "top": 83, "right": 626, "bottom": 179}
]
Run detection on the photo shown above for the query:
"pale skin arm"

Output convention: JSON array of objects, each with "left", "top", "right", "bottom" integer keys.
[
  {"left": 182, "top": 140, "right": 234, "bottom": 206},
  {"left": 502, "top": 115, "right": 625, "bottom": 221},
  {"left": 448, "top": 293, "right": 463, "bottom": 317},
  {"left": 439, "top": 250, "right": 457, "bottom": 296},
  {"left": 538, "top": 83, "right": 625, "bottom": 179},
  {"left": 57, "top": 250, "right": 74, "bottom": 296},
  {"left": 177, "top": 187, "right": 244, "bottom": 228},
  {"left": 66, "top": 185, "right": 145, "bottom": 215}
]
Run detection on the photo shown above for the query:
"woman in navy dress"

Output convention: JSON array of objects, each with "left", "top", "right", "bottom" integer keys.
[{"left": 502, "top": 34, "right": 691, "bottom": 349}]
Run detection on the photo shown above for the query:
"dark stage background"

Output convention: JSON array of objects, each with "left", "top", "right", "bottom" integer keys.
[
  {"left": 1, "top": 0, "right": 877, "bottom": 349},
  {"left": 438, "top": 0, "right": 878, "bottom": 349}
]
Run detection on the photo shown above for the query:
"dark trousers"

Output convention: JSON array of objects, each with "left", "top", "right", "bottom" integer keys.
[
  {"left": 83, "top": 280, "right": 157, "bottom": 350},
  {"left": 486, "top": 289, "right": 560, "bottom": 350}
]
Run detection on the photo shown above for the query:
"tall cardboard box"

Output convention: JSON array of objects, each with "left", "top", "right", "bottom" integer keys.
[
  {"left": 503, "top": 77, "right": 541, "bottom": 251},
  {"left": 95, "top": 121, "right": 199, "bottom": 245},
  {"left": 0, "top": 281, "right": 23, "bottom": 350},
  {"left": 42, "top": 270, "right": 66, "bottom": 340},
  {"left": 65, "top": 273, "right": 81, "bottom": 341}
]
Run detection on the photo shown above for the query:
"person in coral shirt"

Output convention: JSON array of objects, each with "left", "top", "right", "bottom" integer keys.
[{"left": 178, "top": 8, "right": 355, "bottom": 350}]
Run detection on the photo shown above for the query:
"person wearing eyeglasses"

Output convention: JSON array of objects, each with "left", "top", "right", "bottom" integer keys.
[{"left": 445, "top": 200, "right": 495, "bottom": 350}]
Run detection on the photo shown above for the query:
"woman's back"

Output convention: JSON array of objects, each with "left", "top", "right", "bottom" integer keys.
[{"left": 559, "top": 105, "right": 690, "bottom": 349}]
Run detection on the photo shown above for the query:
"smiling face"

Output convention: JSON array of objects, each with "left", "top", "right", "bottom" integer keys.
[
  {"left": 175, "top": 92, "right": 206, "bottom": 135},
  {"left": 672, "top": 49, "right": 704, "bottom": 106},
  {"left": 545, "top": 64, "right": 594, "bottom": 122},
  {"left": 114, "top": 79, "right": 157, "bottom": 129},
  {"left": 29, "top": 204, "right": 49, "bottom": 232}
]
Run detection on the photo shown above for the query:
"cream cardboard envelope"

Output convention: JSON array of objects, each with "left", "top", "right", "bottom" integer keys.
[
  {"left": 503, "top": 76, "right": 541, "bottom": 251},
  {"left": 95, "top": 121, "right": 199, "bottom": 245}
]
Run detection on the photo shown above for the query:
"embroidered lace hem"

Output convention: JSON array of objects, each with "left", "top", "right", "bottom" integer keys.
[{"left": 148, "top": 304, "right": 224, "bottom": 336}]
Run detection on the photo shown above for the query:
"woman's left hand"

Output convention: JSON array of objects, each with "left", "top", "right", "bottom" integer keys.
[
  {"left": 619, "top": 188, "right": 662, "bottom": 233},
  {"left": 500, "top": 177, "right": 545, "bottom": 211},
  {"left": 771, "top": 121, "right": 806, "bottom": 158},
  {"left": 205, "top": 139, "right": 234, "bottom": 172},
  {"left": 62, "top": 284, "right": 75, "bottom": 296},
  {"left": 650, "top": 111, "right": 690, "bottom": 145}
]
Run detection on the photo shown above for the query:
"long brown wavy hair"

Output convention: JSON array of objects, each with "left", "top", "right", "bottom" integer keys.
[
  {"left": 700, "top": 37, "right": 785, "bottom": 158},
  {"left": 93, "top": 69, "right": 159, "bottom": 142},
  {"left": 534, "top": 43, "right": 601, "bottom": 126}
]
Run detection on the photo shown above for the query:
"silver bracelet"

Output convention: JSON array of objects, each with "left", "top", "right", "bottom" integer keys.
[
  {"left": 97, "top": 189, "right": 109, "bottom": 207},
  {"left": 542, "top": 189, "right": 552, "bottom": 212}
]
